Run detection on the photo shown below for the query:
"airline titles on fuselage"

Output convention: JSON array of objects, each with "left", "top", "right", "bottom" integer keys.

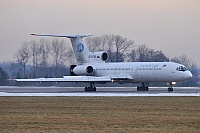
[
  {"left": 137, "top": 64, "right": 166, "bottom": 71},
  {"left": 96, "top": 64, "right": 167, "bottom": 71}
]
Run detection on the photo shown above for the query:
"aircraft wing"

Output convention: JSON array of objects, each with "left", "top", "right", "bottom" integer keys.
[
  {"left": 15, "top": 76, "right": 112, "bottom": 82},
  {"left": 15, "top": 75, "right": 134, "bottom": 83}
]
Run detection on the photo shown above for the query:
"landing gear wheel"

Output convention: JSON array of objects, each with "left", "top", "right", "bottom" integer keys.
[
  {"left": 145, "top": 86, "right": 149, "bottom": 91},
  {"left": 137, "top": 85, "right": 149, "bottom": 91},
  {"left": 84, "top": 82, "right": 97, "bottom": 92},
  {"left": 137, "top": 87, "right": 139, "bottom": 91},
  {"left": 84, "top": 87, "right": 89, "bottom": 92},
  {"left": 168, "top": 87, "right": 173, "bottom": 92}
]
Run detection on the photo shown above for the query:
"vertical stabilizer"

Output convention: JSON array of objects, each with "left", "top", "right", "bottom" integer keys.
[
  {"left": 69, "top": 35, "right": 92, "bottom": 65},
  {"left": 30, "top": 34, "right": 92, "bottom": 65}
]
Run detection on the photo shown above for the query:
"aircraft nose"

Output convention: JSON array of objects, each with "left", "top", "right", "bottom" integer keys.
[
  {"left": 185, "top": 71, "right": 193, "bottom": 80},
  {"left": 188, "top": 71, "right": 193, "bottom": 78}
]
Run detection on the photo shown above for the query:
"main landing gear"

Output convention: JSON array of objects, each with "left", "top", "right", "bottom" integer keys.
[
  {"left": 137, "top": 83, "right": 149, "bottom": 91},
  {"left": 84, "top": 82, "right": 96, "bottom": 92}
]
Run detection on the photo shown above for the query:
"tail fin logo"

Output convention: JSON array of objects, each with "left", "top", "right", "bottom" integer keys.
[{"left": 77, "top": 43, "right": 84, "bottom": 52}]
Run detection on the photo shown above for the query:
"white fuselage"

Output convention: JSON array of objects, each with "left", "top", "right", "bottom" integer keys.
[
  {"left": 85, "top": 62, "right": 192, "bottom": 83},
  {"left": 22, "top": 34, "right": 192, "bottom": 88}
]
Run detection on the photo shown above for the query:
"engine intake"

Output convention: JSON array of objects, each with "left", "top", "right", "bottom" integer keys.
[
  {"left": 101, "top": 52, "right": 108, "bottom": 61},
  {"left": 90, "top": 51, "right": 108, "bottom": 62},
  {"left": 86, "top": 66, "right": 94, "bottom": 74}
]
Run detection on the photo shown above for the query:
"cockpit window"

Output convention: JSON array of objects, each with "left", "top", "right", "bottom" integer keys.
[{"left": 176, "top": 66, "right": 187, "bottom": 71}]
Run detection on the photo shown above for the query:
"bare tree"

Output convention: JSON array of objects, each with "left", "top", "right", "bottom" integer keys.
[
  {"left": 151, "top": 51, "right": 169, "bottom": 62},
  {"left": 65, "top": 47, "right": 76, "bottom": 65},
  {"left": 171, "top": 54, "right": 193, "bottom": 67},
  {"left": 86, "top": 34, "right": 134, "bottom": 62},
  {"left": 48, "top": 39, "right": 68, "bottom": 77},
  {"left": 128, "top": 44, "right": 169, "bottom": 62},
  {"left": 29, "top": 40, "right": 41, "bottom": 78},
  {"left": 113, "top": 35, "right": 127, "bottom": 62},
  {"left": 100, "top": 35, "right": 108, "bottom": 51},
  {"left": 13, "top": 38, "right": 74, "bottom": 78},
  {"left": 86, "top": 37, "right": 102, "bottom": 52},
  {"left": 135, "top": 44, "right": 150, "bottom": 62},
  {"left": 129, "top": 50, "right": 137, "bottom": 62},
  {"left": 37, "top": 39, "right": 50, "bottom": 77},
  {"left": 14, "top": 42, "right": 30, "bottom": 78}
]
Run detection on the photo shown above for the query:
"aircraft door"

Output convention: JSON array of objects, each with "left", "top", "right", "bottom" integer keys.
[
  {"left": 135, "top": 67, "right": 138, "bottom": 75},
  {"left": 152, "top": 68, "right": 155, "bottom": 75}
]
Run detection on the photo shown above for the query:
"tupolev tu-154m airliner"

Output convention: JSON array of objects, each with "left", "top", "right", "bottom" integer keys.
[{"left": 15, "top": 34, "right": 192, "bottom": 92}]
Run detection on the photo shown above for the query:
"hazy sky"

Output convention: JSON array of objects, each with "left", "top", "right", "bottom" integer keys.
[{"left": 0, "top": 0, "right": 200, "bottom": 65}]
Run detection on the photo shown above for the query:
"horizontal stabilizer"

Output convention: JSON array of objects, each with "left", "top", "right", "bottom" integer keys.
[{"left": 30, "top": 34, "right": 92, "bottom": 38}]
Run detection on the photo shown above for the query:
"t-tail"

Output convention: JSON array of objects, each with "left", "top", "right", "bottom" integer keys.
[{"left": 31, "top": 34, "right": 108, "bottom": 65}]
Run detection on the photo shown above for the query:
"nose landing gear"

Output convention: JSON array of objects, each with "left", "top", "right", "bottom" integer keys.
[
  {"left": 168, "top": 87, "right": 173, "bottom": 92},
  {"left": 167, "top": 82, "right": 176, "bottom": 92},
  {"left": 137, "top": 83, "right": 149, "bottom": 91}
]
